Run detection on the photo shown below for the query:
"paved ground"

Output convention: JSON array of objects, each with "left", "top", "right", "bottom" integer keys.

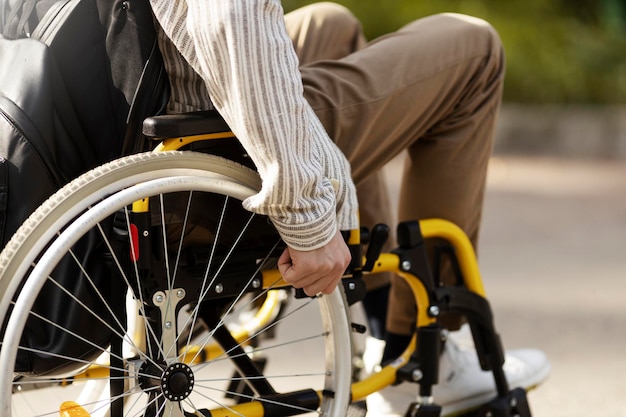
[
  {"left": 384, "top": 154, "right": 626, "bottom": 416},
  {"left": 480, "top": 156, "right": 626, "bottom": 417}
]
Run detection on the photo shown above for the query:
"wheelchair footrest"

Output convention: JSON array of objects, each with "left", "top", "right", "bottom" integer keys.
[
  {"left": 474, "top": 387, "right": 532, "bottom": 417},
  {"left": 347, "top": 400, "right": 368, "bottom": 417},
  {"left": 404, "top": 402, "right": 442, "bottom": 417}
]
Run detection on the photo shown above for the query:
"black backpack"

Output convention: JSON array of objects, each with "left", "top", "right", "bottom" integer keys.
[
  {"left": 1, "top": 0, "right": 169, "bottom": 246},
  {"left": 0, "top": 0, "right": 169, "bottom": 375}
]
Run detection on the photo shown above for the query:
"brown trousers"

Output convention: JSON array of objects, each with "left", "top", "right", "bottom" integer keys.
[{"left": 284, "top": 3, "right": 505, "bottom": 335}]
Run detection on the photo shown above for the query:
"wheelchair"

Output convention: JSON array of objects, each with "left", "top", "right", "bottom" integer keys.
[{"left": 0, "top": 106, "right": 536, "bottom": 417}]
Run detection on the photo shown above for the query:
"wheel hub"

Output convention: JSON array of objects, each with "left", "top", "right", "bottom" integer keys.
[{"left": 161, "top": 363, "right": 195, "bottom": 401}]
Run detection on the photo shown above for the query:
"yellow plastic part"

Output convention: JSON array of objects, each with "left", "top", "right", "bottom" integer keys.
[
  {"left": 351, "top": 335, "right": 416, "bottom": 401},
  {"left": 347, "top": 227, "right": 360, "bottom": 245},
  {"left": 419, "top": 218, "right": 486, "bottom": 296},
  {"left": 59, "top": 401, "right": 91, "bottom": 417},
  {"left": 131, "top": 197, "right": 150, "bottom": 213},
  {"left": 262, "top": 268, "right": 288, "bottom": 289},
  {"left": 153, "top": 132, "right": 235, "bottom": 152},
  {"left": 352, "top": 219, "right": 487, "bottom": 401}
]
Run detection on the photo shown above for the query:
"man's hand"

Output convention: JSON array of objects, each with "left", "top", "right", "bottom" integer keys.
[{"left": 277, "top": 230, "right": 351, "bottom": 296}]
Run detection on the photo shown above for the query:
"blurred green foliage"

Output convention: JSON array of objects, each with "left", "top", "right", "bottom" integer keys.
[{"left": 283, "top": 0, "right": 626, "bottom": 104}]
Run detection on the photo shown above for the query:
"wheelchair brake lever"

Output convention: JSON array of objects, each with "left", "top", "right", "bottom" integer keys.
[{"left": 362, "top": 223, "right": 390, "bottom": 272}]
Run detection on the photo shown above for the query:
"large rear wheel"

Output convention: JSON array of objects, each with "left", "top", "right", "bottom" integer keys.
[{"left": 0, "top": 151, "right": 352, "bottom": 417}]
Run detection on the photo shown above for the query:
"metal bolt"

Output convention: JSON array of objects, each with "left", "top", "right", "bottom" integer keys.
[
  {"left": 215, "top": 283, "right": 224, "bottom": 294},
  {"left": 143, "top": 230, "right": 149, "bottom": 237},
  {"left": 165, "top": 321, "right": 172, "bottom": 329},
  {"left": 401, "top": 260, "right": 411, "bottom": 271},
  {"left": 510, "top": 397, "right": 518, "bottom": 407},
  {"left": 411, "top": 369, "right": 423, "bottom": 382},
  {"left": 176, "top": 289, "right": 185, "bottom": 299},
  {"left": 348, "top": 282, "right": 356, "bottom": 290},
  {"left": 428, "top": 305, "right": 440, "bottom": 317},
  {"left": 154, "top": 293, "right": 164, "bottom": 304},
  {"left": 251, "top": 279, "right": 261, "bottom": 289}
]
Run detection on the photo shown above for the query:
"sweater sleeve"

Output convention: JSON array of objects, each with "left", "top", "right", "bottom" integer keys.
[{"left": 150, "top": 0, "right": 358, "bottom": 250}]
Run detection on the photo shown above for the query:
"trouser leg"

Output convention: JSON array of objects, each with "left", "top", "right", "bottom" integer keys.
[
  {"left": 284, "top": 2, "right": 366, "bottom": 62},
  {"left": 296, "top": 12, "right": 505, "bottom": 336}
]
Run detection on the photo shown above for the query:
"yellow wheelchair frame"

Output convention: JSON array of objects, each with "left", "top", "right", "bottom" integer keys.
[
  {"left": 2, "top": 111, "right": 533, "bottom": 417},
  {"left": 134, "top": 113, "right": 532, "bottom": 417}
]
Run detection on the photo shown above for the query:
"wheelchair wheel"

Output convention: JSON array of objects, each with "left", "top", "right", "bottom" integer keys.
[{"left": 0, "top": 151, "right": 352, "bottom": 417}]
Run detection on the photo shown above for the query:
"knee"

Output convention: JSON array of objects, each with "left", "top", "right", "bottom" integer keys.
[
  {"left": 298, "top": 2, "right": 362, "bottom": 31},
  {"left": 425, "top": 13, "right": 505, "bottom": 82},
  {"left": 290, "top": 2, "right": 365, "bottom": 56},
  {"left": 441, "top": 13, "right": 503, "bottom": 58}
]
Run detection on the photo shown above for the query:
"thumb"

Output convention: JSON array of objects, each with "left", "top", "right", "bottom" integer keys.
[{"left": 277, "top": 247, "right": 293, "bottom": 276}]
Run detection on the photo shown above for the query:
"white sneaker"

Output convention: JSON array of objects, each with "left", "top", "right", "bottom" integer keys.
[
  {"left": 362, "top": 336, "right": 386, "bottom": 375},
  {"left": 366, "top": 327, "right": 551, "bottom": 416}
]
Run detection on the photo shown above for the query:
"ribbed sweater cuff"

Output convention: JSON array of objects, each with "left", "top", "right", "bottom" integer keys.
[{"left": 270, "top": 206, "right": 337, "bottom": 251}]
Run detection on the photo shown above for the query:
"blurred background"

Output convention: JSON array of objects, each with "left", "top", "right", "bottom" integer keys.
[
  {"left": 284, "top": 0, "right": 626, "bottom": 105},
  {"left": 283, "top": 2, "right": 626, "bottom": 416}
]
